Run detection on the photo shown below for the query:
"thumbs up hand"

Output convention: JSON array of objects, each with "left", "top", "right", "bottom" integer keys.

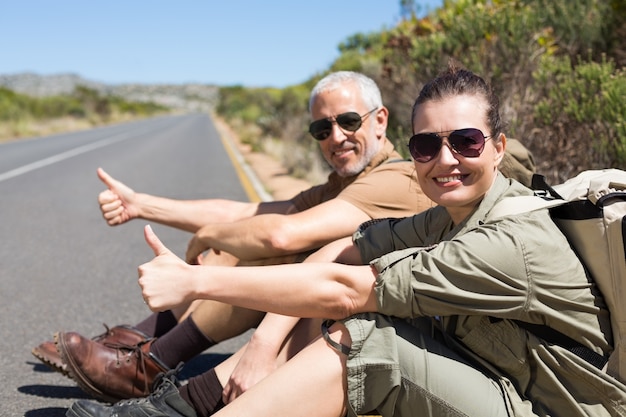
[
  {"left": 97, "top": 167, "right": 139, "bottom": 225},
  {"left": 138, "top": 225, "right": 197, "bottom": 311}
]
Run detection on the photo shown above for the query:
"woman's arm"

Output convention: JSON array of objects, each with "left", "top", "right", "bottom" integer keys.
[
  {"left": 138, "top": 225, "right": 379, "bottom": 319},
  {"left": 221, "top": 313, "right": 301, "bottom": 403}
]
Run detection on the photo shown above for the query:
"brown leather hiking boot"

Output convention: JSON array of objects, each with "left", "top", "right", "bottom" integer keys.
[
  {"left": 32, "top": 325, "right": 149, "bottom": 375},
  {"left": 56, "top": 331, "right": 170, "bottom": 403},
  {"left": 32, "top": 340, "right": 68, "bottom": 375}
]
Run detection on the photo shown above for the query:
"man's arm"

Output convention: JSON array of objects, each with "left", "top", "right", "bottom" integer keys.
[
  {"left": 97, "top": 167, "right": 293, "bottom": 233},
  {"left": 125, "top": 195, "right": 293, "bottom": 233},
  {"left": 186, "top": 197, "right": 371, "bottom": 262}
]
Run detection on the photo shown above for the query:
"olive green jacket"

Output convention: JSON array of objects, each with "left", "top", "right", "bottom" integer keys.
[{"left": 354, "top": 173, "right": 626, "bottom": 416}]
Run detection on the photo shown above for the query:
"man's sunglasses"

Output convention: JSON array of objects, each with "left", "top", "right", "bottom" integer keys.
[
  {"left": 308, "top": 108, "right": 378, "bottom": 141},
  {"left": 408, "top": 128, "right": 492, "bottom": 163}
]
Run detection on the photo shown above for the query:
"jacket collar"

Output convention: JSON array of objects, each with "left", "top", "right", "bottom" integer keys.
[{"left": 443, "top": 173, "right": 531, "bottom": 239}]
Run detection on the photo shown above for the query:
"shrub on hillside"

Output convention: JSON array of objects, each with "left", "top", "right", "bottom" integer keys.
[{"left": 530, "top": 55, "right": 626, "bottom": 181}]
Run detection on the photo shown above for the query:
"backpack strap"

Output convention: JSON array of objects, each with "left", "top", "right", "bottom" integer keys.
[
  {"left": 489, "top": 174, "right": 567, "bottom": 220},
  {"left": 515, "top": 321, "right": 608, "bottom": 370},
  {"left": 530, "top": 173, "right": 563, "bottom": 198}
]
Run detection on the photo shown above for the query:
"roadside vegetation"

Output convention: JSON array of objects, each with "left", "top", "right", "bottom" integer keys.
[
  {"left": 0, "top": 86, "right": 168, "bottom": 142},
  {"left": 216, "top": 0, "right": 625, "bottom": 184}
]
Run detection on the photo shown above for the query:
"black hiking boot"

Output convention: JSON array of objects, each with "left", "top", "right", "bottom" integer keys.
[{"left": 66, "top": 367, "right": 196, "bottom": 417}]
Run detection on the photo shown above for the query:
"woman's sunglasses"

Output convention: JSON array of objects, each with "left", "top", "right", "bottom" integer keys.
[
  {"left": 308, "top": 108, "right": 378, "bottom": 141},
  {"left": 408, "top": 128, "right": 492, "bottom": 163}
]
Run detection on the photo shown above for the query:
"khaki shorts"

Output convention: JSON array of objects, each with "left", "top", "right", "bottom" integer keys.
[{"left": 324, "top": 313, "right": 508, "bottom": 417}]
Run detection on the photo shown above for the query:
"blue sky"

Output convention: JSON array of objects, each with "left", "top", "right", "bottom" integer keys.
[{"left": 0, "top": 1, "right": 442, "bottom": 88}]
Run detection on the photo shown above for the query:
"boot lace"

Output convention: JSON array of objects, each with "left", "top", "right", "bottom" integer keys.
[
  {"left": 115, "top": 363, "right": 184, "bottom": 407},
  {"left": 103, "top": 338, "right": 170, "bottom": 394}
]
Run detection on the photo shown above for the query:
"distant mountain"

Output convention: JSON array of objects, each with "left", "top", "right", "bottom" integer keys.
[
  {"left": 0, "top": 73, "right": 105, "bottom": 96},
  {"left": 0, "top": 72, "right": 219, "bottom": 111}
]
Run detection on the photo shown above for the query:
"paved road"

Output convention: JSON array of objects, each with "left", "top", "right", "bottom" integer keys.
[{"left": 0, "top": 114, "right": 257, "bottom": 417}]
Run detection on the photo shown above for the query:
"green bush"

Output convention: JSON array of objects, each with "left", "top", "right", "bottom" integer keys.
[
  {"left": 110, "top": 96, "right": 168, "bottom": 116},
  {"left": 0, "top": 87, "right": 34, "bottom": 121},
  {"left": 531, "top": 55, "right": 626, "bottom": 179},
  {"left": 30, "top": 96, "right": 85, "bottom": 118}
]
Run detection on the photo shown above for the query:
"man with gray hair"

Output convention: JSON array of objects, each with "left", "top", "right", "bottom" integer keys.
[{"left": 35, "top": 71, "right": 435, "bottom": 403}]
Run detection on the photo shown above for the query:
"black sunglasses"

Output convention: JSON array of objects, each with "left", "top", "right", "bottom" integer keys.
[
  {"left": 408, "top": 128, "right": 492, "bottom": 163},
  {"left": 308, "top": 108, "right": 378, "bottom": 141}
]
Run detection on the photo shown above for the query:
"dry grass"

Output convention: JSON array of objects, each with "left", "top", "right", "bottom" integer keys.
[
  {"left": 262, "top": 137, "right": 330, "bottom": 186},
  {"left": 0, "top": 113, "right": 165, "bottom": 143}
]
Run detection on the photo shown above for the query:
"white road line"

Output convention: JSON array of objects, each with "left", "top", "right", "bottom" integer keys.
[{"left": 0, "top": 131, "right": 136, "bottom": 183}]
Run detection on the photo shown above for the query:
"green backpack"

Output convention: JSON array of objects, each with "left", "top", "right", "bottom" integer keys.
[{"left": 491, "top": 169, "right": 626, "bottom": 384}]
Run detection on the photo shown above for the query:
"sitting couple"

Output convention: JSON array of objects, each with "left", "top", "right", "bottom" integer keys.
[{"left": 42, "top": 65, "right": 625, "bottom": 417}]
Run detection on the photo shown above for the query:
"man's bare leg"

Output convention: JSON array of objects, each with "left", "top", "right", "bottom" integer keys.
[{"left": 189, "top": 301, "right": 265, "bottom": 342}]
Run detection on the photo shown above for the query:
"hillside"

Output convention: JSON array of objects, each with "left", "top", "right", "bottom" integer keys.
[{"left": 0, "top": 72, "right": 219, "bottom": 112}]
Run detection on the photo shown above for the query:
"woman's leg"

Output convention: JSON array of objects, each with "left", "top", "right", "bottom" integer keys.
[
  {"left": 211, "top": 313, "right": 508, "bottom": 417},
  {"left": 212, "top": 321, "right": 350, "bottom": 417}
]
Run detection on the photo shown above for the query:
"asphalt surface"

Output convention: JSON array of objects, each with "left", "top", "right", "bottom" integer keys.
[{"left": 0, "top": 114, "right": 257, "bottom": 417}]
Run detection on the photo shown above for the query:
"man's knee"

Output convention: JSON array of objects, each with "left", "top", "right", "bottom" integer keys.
[
  {"left": 238, "top": 252, "right": 304, "bottom": 266},
  {"left": 202, "top": 250, "right": 307, "bottom": 267},
  {"left": 200, "top": 250, "right": 240, "bottom": 266},
  {"left": 191, "top": 300, "right": 265, "bottom": 342}
]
